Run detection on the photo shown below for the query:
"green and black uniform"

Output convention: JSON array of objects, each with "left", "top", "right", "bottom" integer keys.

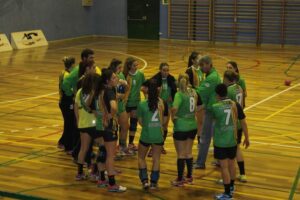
[
  {"left": 58, "top": 70, "right": 76, "bottom": 151},
  {"left": 117, "top": 72, "right": 126, "bottom": 115},
  {"left": 212, "top": 99, "right": 245, "bottom": 160},
  {"left": 103, "top": 87, "right": 118, "bottom": 142},
  {"left": 126, "top": 70, "right": 145, "bottom": 111},
  {"left": 137, "top": 100, "right": 168, "bottom": 146},
  {"left": 186, "top": 66, "right": 205, "bottom": 88},
  {"left": 227, "top": 83, "right": 244, "bottom": 144},
  {"left": 173, "top": 88, "right": 201, "bottom": 141}
]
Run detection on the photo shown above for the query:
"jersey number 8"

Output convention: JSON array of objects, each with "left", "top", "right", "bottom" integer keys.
[{"left": 190, "top": 97, "right": 195, "bottom": 112}]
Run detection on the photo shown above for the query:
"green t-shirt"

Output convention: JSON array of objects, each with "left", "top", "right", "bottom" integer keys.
[
  {"left": 212, "top": 99, "right": 237, "bottom": 147},
  {"left": 137, "top": 100, "right": 164, "bottom": 143},
  {"left": 195, "top": 67, "right": 204, "bottom": 87},
  {"left": 237, "top": 76, "right": 246, "bottom": 91},
  {"left": 62, "top": 65, "right": 79, "bottom": 96},
  {"left": 196, "top": 67, "right": 221, "bottom": 113},
  {"left": 227, "top": 84, "right": 243, "bottom": 106},
  {"left": 95, "top": 97, "right": 104, "bottom": 131},
  {"left": 160, "top": 78, "right": 172, "bottom": 105},
  {"left": 127, "top": 70, "right": 145, "bottom": 107},
  {"left": 173, "top": 89, "right": 197, "bottom": 132},
  {"left": 75, "top": 89, "right": 96, "bottom": 129}
]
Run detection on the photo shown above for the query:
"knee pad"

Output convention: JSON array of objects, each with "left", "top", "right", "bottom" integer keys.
[
  {"left": 96, "top": 145, "right": 106, "bottom": 163},
  {"left": 129, "top": 117, "right": 138, "bottom": 132}
]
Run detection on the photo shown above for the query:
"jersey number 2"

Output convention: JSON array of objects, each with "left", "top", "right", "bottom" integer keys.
[{"left": 151, "top": 110, "right": 159, "bottom": 122}]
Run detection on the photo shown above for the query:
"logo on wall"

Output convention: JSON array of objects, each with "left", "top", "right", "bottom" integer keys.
[
  {"left": 0, "top": 34, "right": 13, "bottom": 52},
  {"left": 0, "top": 38, "right": 3, "bottom": 47},
  {"left": 11, "top": 29, "right": 48, "bottom": 49},
  {"left": 22, "top": 32, "right": 41, "bottom": 45}
]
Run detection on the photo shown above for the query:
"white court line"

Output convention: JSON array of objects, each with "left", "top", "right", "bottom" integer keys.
[
  {"left": 0, "top": 92, "right": 58, "bottom": 104},
  {"left": 245, "top": 83, "right": 300, "bottom": 111},
  {"left": 252, "top": 141, "right": 300, "bottom": 149}
]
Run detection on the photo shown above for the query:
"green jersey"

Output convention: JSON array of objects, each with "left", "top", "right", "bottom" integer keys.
[
  {"left": 212, "top": 99, "right": 238, "bottom": 148},
  {"left": 160, "top": 78, "right": 172, "bottom": 105},
  {"left": 95, "top": 96, "right": 104, "bottom": 131},
  {"left": 196, "top": 67, "right": 221, "bottom": 113},
  {"left": 137, "top": 100, "right": 164, "bottom": 143},
  {"left": 237, "top": 76, "right": 246, "bottom": 92},
  {"left": 62, "top": 65, "right": 79, "bottom": 96},
  {"left": 126, "top": 70, "right": 145, "bottom": 107},
  {"left": 195, "top": 67, "right": 204, "bottom": 87},
  {"left": 75, "top": 89, "right": 96, "bottom": 129},
  {"left": 117, "top": 72, "right": 126, "bottom": 114},
  {"left": 173, "top": 89, "right": 198, "bottom": 132},
  {"left": 227, "top": 84, "right": 244, "bottom": 107},
  {"left": 59, "top": 70, "right": 69, "bottom": 101}
]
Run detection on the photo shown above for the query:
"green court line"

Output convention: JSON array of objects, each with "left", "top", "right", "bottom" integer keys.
[
  {"left": 289, "top": 167, "right": 300, "bottom": 200},
  {"left": 0, "top": 149, "right": 45, "bottom": 167},
  {"left": 0, "top": 190, "right": 49, "bottom": 200}
]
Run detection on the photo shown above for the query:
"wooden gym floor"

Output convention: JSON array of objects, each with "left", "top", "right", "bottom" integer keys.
[{"left": 0, "top": 36, "right": 299, "bottom": 200}]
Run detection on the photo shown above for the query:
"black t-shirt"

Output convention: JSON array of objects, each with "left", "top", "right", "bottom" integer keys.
[
  {"left": 104, "top": 87, "right": 116, "bottom": 113},
  {"left": 236, "top": 102, "right": 246, "bottom": 120}
]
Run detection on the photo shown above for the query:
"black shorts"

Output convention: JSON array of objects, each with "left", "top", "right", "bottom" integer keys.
[
  {"left": 237, "top": 129, "right": 243, "bottom": 144},
  {"left": 103, "top": 130, "right": 118, "bottom": 142},
  {"left": 173, "top": 129, "right": 197, "bottom": 141},
  {"left": 126, "top": 106, "right": 137, "bottom": 113},
  {"left": 95, "top": 130, "right": 105, "bottom": 138},
  {"left": 214, "top": 146, "right": 237, "bottom": 160},
  {"left": 78, "top": 127, "right": 97, "bottom": 138},
  {"left": 139, "top": 140, "right": 164, "bottom": 147}
]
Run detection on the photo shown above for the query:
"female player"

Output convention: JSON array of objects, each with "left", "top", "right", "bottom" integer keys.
[
  {"left": 137, "top": 79, "right": 168, "bottom": 190},
  {"left": 171, "top": 74, "right": 202, "bottom": 186}
]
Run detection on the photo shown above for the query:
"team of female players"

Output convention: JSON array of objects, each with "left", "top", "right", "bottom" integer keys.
[{"left": 58, "top": 49, "right": 249, "bottom": 199}]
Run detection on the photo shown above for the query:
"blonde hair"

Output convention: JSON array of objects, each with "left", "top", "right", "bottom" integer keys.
[
  {"left": 178, "top": 73, "right": 197, "bottom": 97},
  {"left": 178, "top": 73, "right": 189, "bottom": 93}
]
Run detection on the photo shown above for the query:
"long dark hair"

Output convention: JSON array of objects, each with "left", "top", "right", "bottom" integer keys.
[
  {"left": 148, "top": 79, "right": 159, "bottom": 112},
  {"left": 94, "top": 74, "right": 105, "bottom": 97},
  {"left": 101, "top": 68, "right": 114, "bottom": 85},
  {"left": 78, "top": 61, "right": 94, "bottom": 78},
  {"left": 123, "top": 57, "right": 137, "bottom": 77},
  {"left": 108, "top": 58, "right": 122, "bottom": 73},
  {"left": 188, "top": 51, "right": 199, "bottom": 68},
  {"left": 227, "top": 61, "right": 239, "bottom": 74},
  {"left": 81, "top": 73, "right": 99, "bottom": 95}
]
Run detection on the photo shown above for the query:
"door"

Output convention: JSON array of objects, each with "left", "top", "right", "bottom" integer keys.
[{"left": 127, "top": 0, "right": 160, "bottom": 40}]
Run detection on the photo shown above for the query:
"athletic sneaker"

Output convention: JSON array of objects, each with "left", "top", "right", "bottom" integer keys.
[
  {"left": 119, "top": 148, "right": 135, "bottom": 156},
  {"left": 184, "top": 177, "right": 193, "bottom": 185},
  {"left": 128, "top": 143, "right": 138, "bottom": 151},
  {"left": 150, "top": 182, "right": 158, "bottom": 189},
  {"left": 75, "top": 173, "right": 86, "bottom": 181},
  {"left": 97, "top": 180, "right": 108, "bottom": 188},
  {"left": 147, "top": 149, "right": 153, "bottom": 157},
  {"left": 215, "top": 193, "right": 232, "bottom": 200},
  {"left": 211, "top": 160, "right": 221, "bottom": 167},
  {"left": 237, "top": 174, "right": 247, "bottom": 182},
  {"left": 193, "top": 163, "right": 206, "bottom": 169},
  {"left": 216, "top": 179, "right": 223, "bottom": 185},
  {"left": 89, "top": 173, "right": 99, "bottom": 182},
  {"left": 142, "top": 181, "right": 150, "bottom": 190},
  {"left": 108, "top": 184, "right": 127, "bottom": 192},
  {"left": 171, "top": 178, "right": 184, "bottom": 187}
]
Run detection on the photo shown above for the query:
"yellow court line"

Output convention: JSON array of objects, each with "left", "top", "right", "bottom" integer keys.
[
  {"left": 264, "top": 99, "right": 300, "bottom": 120},
  {"left": 0, "top": 154, "right": 74, "bottom": 169},
  {"left": 0, "top": 139, "right": 56, "bottom": 148},
  {"left": 0, "top": 133, "right": 57, "bottom": 141}
]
